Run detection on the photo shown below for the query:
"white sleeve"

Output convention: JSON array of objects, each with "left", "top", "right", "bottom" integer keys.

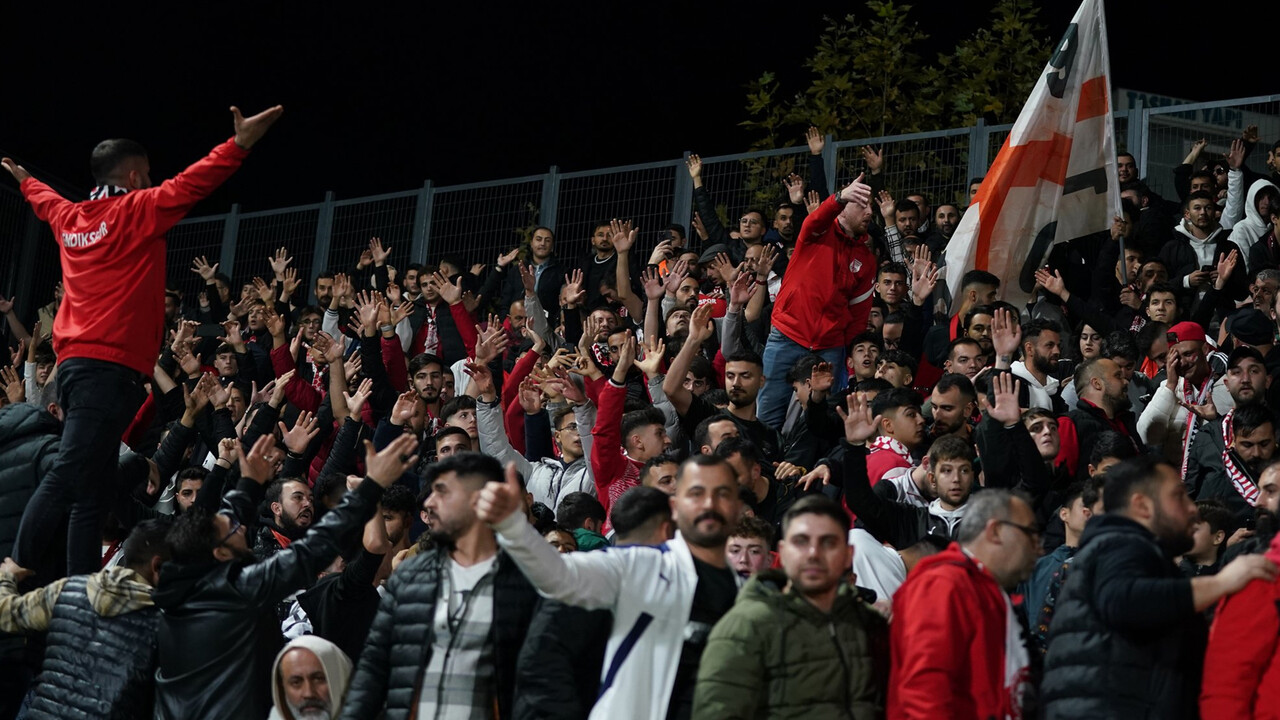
[
  {"left": 395, "top": 315, "right": 412, "bottom": 353},
  {"left": 1221, "top": 169, "right": 1245, "bottom": 231},
  {"left": 1137, "top": 383, "right": 1181, "bottom": 446},
  {"left": 493, "top": 510, "right": 626, "bottom": 609},
  {"left": 322, "top": 308, "right": 342, "bottom": 344}
]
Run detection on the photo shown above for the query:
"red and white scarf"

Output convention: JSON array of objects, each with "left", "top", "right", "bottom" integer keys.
[
  {"left": 1179, "top": 376, "right": 1214, "bottom": 479},
  {"left": 870, "top": 435, "right": 911, "bottom": 461},
  {"left": 1221, "top": 410, "right": 1261, "bottom": 506}
]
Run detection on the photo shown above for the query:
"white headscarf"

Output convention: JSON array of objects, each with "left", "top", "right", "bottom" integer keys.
[{"left": 268, "top": 635, "right": 354, "bottom": 720}]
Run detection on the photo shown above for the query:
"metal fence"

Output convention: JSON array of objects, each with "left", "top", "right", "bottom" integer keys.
[{"left": 3, "top": 95, "right": 1279, "bottom": 333}]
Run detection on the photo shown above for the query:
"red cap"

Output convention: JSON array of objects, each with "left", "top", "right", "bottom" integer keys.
[{"left": 1168, "top": 321, "right": 1206, "bottom": 345}]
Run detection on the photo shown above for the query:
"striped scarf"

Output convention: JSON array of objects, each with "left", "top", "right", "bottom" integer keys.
[
  {"left": 870, "top": 435, "right": 911, "bottom": 462},
  {"left": 1222, "top": 410, "right": 1261, "bottom": 506},
  {"left": 1179, "top": 376, "right": 1214, "bottom": 479}
]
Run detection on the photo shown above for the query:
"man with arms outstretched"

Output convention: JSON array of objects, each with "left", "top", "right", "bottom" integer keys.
[{"left": 2, "top": 104, "right": 283, "bottom": 577}]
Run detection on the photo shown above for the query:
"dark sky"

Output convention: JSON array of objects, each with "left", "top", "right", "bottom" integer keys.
[{"left": 3, "top": 1, "right": 1268, "bottom": 214}]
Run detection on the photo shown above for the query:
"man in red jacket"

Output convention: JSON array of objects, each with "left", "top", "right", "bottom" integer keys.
[
  {"left": 2, "top": 104, "right": 282, "bottom": 577},
  {"left": 889, "top": 489, "right": 1040, "bottom": 719},
  {"left": 759, "top": 173, "right": 876, "bottom": 428}
]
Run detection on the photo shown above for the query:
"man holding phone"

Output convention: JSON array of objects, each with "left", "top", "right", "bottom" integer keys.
[{"left": 1156, "top": 191, "right": 1246, "bottom": 313}]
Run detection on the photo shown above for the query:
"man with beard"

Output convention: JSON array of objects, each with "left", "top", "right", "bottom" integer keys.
[
  {"left": 154, "top": 433, "right": 419, "bottom": 719},
  {"left": 1158, "top": 192, "right": 1248, "bottom": 312},
  {"left": 1186, "top": 347, "right": 1272, "bottom": 512},
  {"left": 1040, "top": 456, "right": 1277, "bottom": 719},
  {"left": 341, "top": 453, "right": 541, "bottom": 720},
  {"left": 269, "top": 636, "right": 352, "bottom": 720},
  {"left": 477, "top": 454, "right": 744, "bottom": 720},
  {"left": 928, "top": 373, "right": 977, "bottom": 441},
  {"left": 255, "top": 479, "right": 314, "bottom": 560},
  {"left": 1011, "top": 318, "right": 1065, "bottom": 412},
  {"left": 925, "top": 203, "right": 960, "bottom": 258},
  {"left": 1138, "top": 321, "right": 1233, "bottom": 468},
  {"left": 1055, "top": 357, "right": 1145, "bottom": 480}
]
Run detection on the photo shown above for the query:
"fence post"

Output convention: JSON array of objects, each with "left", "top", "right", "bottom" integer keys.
[
  {"left": 967, "top": 118, "right": 988, "bottom": 185},
  {"left": 410, "top": 180, "right": 434, "bottom": 263},
  {"left": 822, "top": 135, "right": 837, "bottom": 188},
  {"left": 1124, "top": 98, "right": 1143, "bottom": 158},
  {"left": 218, "top": 203, "right": 240, "bottom": 280},
  {"left": 539, "top": 166, "right": 560, "bottom": 231},
  {"left": 311, "top": 192, "right": 336, "bottom": 299},
  {"left": 672, "top": 153, "right": 693, "bottom": 228}
]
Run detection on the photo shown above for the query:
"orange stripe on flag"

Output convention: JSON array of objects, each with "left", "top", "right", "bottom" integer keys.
[
  {"left": 1076, "top": 76, "right": 1109, "bottom": 121},
  {"left": 972, "top": 133, "right": 1074, "bottom": 270}
]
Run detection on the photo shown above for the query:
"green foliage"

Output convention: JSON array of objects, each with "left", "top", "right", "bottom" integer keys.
[{"left": 743, "top": 0, "right": 1052, "bottom": 148}]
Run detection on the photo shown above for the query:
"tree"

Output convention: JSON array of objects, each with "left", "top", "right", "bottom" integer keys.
[{"left": 742, "top": 0, "right": 1052, "bottom": 149}]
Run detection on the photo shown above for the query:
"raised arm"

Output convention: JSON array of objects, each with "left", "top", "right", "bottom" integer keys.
[{"left": 662, "top": 302, "right": 715, "bottom": 416}]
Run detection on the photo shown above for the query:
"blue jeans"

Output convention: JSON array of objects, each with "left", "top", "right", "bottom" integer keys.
[
  {"left": 14, "top": 358, "right": 146, "bottom": 577},
  {"left": 759, "top": 328, "right": 846, "bottom": 429}
]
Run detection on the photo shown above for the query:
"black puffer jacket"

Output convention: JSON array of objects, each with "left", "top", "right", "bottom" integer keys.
[
  {"left": 153, "top": 477, "right": 383, "bottom": 720},
  {"left": 28, "top": 573, "right": 159, "bottom": 720},
  {"left": 0, "top": 403, "right": 60, "bottom": 559},
  {"left": 341, "top": 547, "right": 540, "bottom": 720},
  {"left": 1040, "top": 514, "right": 1204, "bottom": 719}
]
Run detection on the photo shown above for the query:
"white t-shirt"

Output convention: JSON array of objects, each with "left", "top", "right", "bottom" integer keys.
[
  {"left": 417, "top": 555, "right": 497, "bottom": 720},
  {"left": 849, "top": 529, "right": 907, "bottom": 606}
]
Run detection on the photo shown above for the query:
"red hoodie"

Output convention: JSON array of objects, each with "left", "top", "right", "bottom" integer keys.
[
  {"left": 771, "top": 194, "right": 877, "bottom": 350},
  {"left": 1200, "top": 534, "right": 1280, "bottom": 719},
  {"left": 19, "top": 139, "right": 250, "bottom": 376}
]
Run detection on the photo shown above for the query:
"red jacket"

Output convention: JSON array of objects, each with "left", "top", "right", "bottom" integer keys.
[
  {"left": 890, "top": 543, "right": 1026, "bottom": 720},
  {"left": 771, "top": 195, "right": 877, "bottom": 350},
  {"left": 589, "top": 379, "right": 641, "bottom": 530},
  {"left": 20, "top": 139, "right": 250, "bottom": 376},
  {"left": 1200, "top": 534, "right": 1280, "bottom": 719}
]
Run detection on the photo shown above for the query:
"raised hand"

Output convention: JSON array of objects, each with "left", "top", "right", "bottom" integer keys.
[
  {"left": 463, "top": 360, "right": 496, "bottom": 399},
  {"left": 1243, "top": 124, "right": 1260, "bottom": 144},
  {"left": 355, "top": 290, "right": 381, "bottom": 333},
  {"left": 1034, "top": 268, "right": 1068, "bottom": 299},
  {"left": 1227, "top": 138, "right": 1246, "bottom": 171},
  {"left": 911, "top": 258, "right": 940, "bottom": 305},
  {"left": 987, "top": 372, "right": 1023, "bottom": 425},
  {"left": 262, "top": 306, "right": 287, "bottom": 339},
  {"left": 797, "top": 464, "right": 832, "bottom": 491},
  {"left": 217, "top": 437, "right": 240, "bottom": 466},
  {"left": 805, "top": 126, "right": 825, "bottom": 155},
  {"left": 727, "top": 270, "right": 757, "bottom": 308},
  {"left": 861, "top": 146, "right": 884, "bottom": 174},
  {"left": 177, "top": 348, "right": 203, "bottom": 377},
  {"left": 1215, "top": 249, "right": 1239, "bottom": 289},
  {"left": 432, "top": 271, "right": 463, "bottom": 305},
  {"left": 614, "top": 333, "right": 637, "bottom": 378},
  {"left": 634, "top": 335, "right": 666, "bottom": 378},
  {"left": 476, "top": 461, "right": 527, "bottom": 525},
  {"left": 783, "top": 173, "right": 806, "bottom": 204},
  {"left": 756, "top": 244, "right": 778, "bottom": 280},
  {"left": 251, "top": 379, "right": 276, "bottom": 405},
  {"left": 1, "top": 366, "right": 23, "bottom": 404},
  {"left": 0, "top": 158, "right": 32, "bottom": 184},
  {"left": 610, "top": 219, "right": 638, "bottom": 253},
  {"left": 877, "top": 190, "right": 896, "bottom": 221},
  {"left": 191, "top": 256, "right": 219, "bottom": 282},
  {"left": 837, "top": 391, "right": 881, "bottom": 445},
  {"left": 685, "top": 154, "right": 703, "bottom": 182},
  {"left": 308, "top": 331, "right": 344, "bottom": 366},
  {"left": 648, "top": 239, "right": 674, "bottom": 266},
  {"left": 809, "top": 362, "right": 835, "bottom": 395},
  {"left": 805, "top": 190, "right": 821, "bottom": 214},
  {"left": 343, "top": 351, "right": 362, "bottom": 380},
  {"left": 0, "top": 294, "right": 13, "bottom": 314},
  {"left": 517, "top": 378, "right": 544, "bottom": 414},
  {"left": 662, "top": 259, "right": 689, "bottom": 295},
  {"left": 692, "top": 212, "right": 709, "bottom": 242},
  {"left": 518, "top": 262, "right": 537, "bottom": 294},
  {"left": 991, "top": 308, "right": 1021, "bottom": 366},
  {"left": 562, "top": 269, "right": 585, "bottom": 308},
  {"left": 253, "top": 276, "right": 275, "bottom": 303},
  {"left": 688, "top": 302, "right": 716, "bottom": 344},
  {"left": 641, "top": 267, "right": 665, "bottom": 301},
  {"left": 268, "top": 247, "right": 293, "bottom": 277},
  {"left": 497, "top": 247, "right": 521, "bottom": 268},
  {"left": 362, "top": 434, "right": 422, "bottom": 488},
  {"left": 1165, "top": 346, "right": 1183, "bottom": 390},
  {"left": 271, "top": 370, "right": 295, "bottom": 407},
  {"left": 369, "top": 237, "right": 391, "bottom": 265},
  {"left": 231, "top": 104, "right": 285, "bottom": 150},
  {"left": 839, "top": 173, "right": 871, "bottom": 207},
  {"left": 547, "top": 369, "right": 588, "bottom": 404},
  {"left": 344, "top": 377, "right": 374, "bottom": 418},
  {"left": 278, "top": 410, "right": 321, "bottom": 454}
]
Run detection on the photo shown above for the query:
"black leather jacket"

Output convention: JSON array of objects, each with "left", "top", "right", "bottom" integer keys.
[{"left": 152, "top": 477, "right": 383, "bottom": 720}]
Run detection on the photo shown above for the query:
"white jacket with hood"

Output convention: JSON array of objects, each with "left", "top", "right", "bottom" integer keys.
[
  {"left": 1229, "top": 176, "right": 1279, "bottom": 271},
  {"left": 269, "top": 635, "right": 353, "bottom": 720}
]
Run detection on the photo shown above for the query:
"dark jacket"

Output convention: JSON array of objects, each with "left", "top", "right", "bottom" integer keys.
[
  {"left": 1040, "top": 514, "right": 1203, "bottom": 719},
  {"left": 480, "top": 257, "right": 567, "bottom": 324},
  {"left": 296, "top": 548, "right": 385, "bottom": 663},
  {"left": 341, "top": 546, "right": 540, "bottom": 720},
  {"left": 28, "top": 572, "right": 159, "bottom": 720},
  {"left": 152, "top": 477, "right": 383, "bottom": 720},
  {"left": 0, "top": 404, "right": 59, "bottom": 561},
  {"left": 1057, "top": 399, "right": 1145, "bottom": 481},
  {"left": 693, "top": 569, "right": 888, "bottom": 719},
  {"left": 513, "top": 600, "right": 611, "bottom": 720}
]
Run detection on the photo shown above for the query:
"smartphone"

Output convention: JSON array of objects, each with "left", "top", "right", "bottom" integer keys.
[
  {"left": 196, "top": 324, "right": 225, "bottom": 339},
  {"left": 1200, "top": 265, "right": 1213, "bottom": 273},
  {"left": 1166, "top": 331, "right": 1178, "bottom": 344}
]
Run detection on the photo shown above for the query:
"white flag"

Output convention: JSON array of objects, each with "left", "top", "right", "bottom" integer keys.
[{"left": 944, "top": 0, "right": 1118, "bottom": 311}]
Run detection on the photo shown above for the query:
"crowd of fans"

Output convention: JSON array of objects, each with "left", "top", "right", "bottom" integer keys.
[{"left": 3, "top": 106, "right": 1280, "bottom": 719}]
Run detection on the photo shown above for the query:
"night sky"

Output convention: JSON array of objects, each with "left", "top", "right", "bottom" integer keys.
[{"left": 3, "top": 1, "right": 1270, "bottom": 214}]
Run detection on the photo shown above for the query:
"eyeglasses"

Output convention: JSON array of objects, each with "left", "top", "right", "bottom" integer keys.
[
  {"left": 556, "top": 422, "right": 578, "bottom": 433},
  {"left": 217, "top": 511, "right": 245, "bottom": 546},
  {"left": 998, "top": 520, "right": 1041, "bottom": 544},
  {"left": 299, "top": 318, "right": 322, "bottom": 327}
]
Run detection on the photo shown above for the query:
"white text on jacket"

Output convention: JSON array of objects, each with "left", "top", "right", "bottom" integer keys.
[{"left": 62, "top": 222, "right": 109, "bottom": 248}]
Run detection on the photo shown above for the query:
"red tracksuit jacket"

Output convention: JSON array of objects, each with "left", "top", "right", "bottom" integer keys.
[
  {"left": 1200, "top": 533, "right": 1280, "bottom": 719},
  {"left": 771, "top": 194, "right": 877, "bottom": 351},
  {"left": 20, "top": 138, "right": 250, "bottom": 376}
]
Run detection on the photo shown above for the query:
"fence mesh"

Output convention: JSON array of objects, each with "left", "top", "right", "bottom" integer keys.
[
  {"left": 165, "top": 218, "right": 228, "bottom": 309},
  {"left": 428, "top": 181, "right": 543, "bottom": 269},
  {"left": 1144, "top": 99, "right": 1280, "bottom": 201},
  {"left": 555, "top": 166, "right": 677, "bottom": 265},
  {"left": 0, "top": 188, "right": 28, "bottom": 302},
  {"left": 695, "top": 151, "right": 812, "bottom": 231},
  {"left": 330, "top": 193, "right": 419, "bottom": 275},
  {"left": 837, "top": 131, "right": 972, "bottom": 212},
  {"left": 235, "top": 208, "right": 322, "bottom": 304}
]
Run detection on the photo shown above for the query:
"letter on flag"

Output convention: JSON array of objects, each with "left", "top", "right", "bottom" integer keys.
[{"left": 943, "top": 0, "right": 1118, "bottom": 310}]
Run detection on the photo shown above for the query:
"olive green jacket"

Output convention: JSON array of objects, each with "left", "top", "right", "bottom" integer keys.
[{"left": 693, "top": 569, "right": 889, "bottom": 720}]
